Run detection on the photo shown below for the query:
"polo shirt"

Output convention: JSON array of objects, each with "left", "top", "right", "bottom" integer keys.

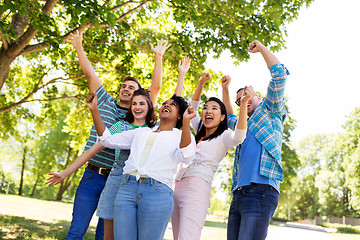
[{"left": 83, "top": 85, "right": 128, "bottom": 168}]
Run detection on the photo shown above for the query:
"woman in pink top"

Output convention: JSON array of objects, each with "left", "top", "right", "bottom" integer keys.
[{"left": 171, "top": 72, "right": 255, "bottom": 240}]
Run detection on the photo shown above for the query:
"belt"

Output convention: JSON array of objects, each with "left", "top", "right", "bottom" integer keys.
[
  {"left": 236, "top": 183, "right": 272, "bottom": 191},
  {"left": 128, "top": 174, "right": 150, "bottom": 182},
  {"left": 86, "top": 163, "right": 111, "bottom": 176}
]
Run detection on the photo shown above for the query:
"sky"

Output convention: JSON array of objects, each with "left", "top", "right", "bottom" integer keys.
[{"left": 205, "top": 0, "right": 360, "bottom": 143}]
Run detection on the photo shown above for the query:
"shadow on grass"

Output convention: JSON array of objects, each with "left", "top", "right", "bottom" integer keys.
[
  {"left": 0, "top": 214, "right": 96, "bottom": 240},
  {"left": 204, "top": 219, "right": 227, "bottom": 229}
]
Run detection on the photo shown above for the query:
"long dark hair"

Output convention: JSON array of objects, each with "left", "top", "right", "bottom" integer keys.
[
  {"left": 195, "top": 97, "right": 228, "bottom": 143},
  {"left": 170, "top": 94, "right": 188, "bottom": 129},
  {"left": 124, "top": 88, "right": 156, "bottom": 128}
]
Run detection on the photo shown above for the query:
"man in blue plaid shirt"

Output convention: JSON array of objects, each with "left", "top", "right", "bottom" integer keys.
[{"left": 222, "top": 40, "right": 289, "bottom": 240}]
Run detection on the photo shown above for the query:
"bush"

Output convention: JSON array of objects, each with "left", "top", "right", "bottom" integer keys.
[
  {"left": 337, "top": 226, "right": 360, "bottom": 234},
  {"left": 318, "top": 222, "right": 360, "bottom": 234},
  {"left": 271, "top": 216, "right": 288, "bottom": 223}
]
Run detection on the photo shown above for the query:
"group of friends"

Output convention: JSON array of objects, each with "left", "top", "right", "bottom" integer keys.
[{"left": 46, "top": 29, "right": 289, "bottom": 240}]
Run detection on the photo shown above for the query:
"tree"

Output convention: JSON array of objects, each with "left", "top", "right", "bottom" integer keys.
[
  {"left": 342, "top": 107, "right": 360, "bottom": 211},
  {"left": 0, "top": 165, "right": 16, "bottom": 194},
  {"left": 13, "top": 126, "right": 37, "bottom": 196},
  {"left": 292, "top": 172, "right": 319, "bottom": 220},
  {"left": 32, "top": 98, "right": 85, "bottom": 200},
  {"left": 290, "top": 130, "right": 360, "bottom": 219},
  {"left": 0, "top": 0, "right": 313, "bottom": 112},
  {"left": 275, "top": 105, "right": 301, "bottom": 220}
]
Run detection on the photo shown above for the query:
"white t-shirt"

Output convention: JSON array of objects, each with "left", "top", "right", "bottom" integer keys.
[
  {"left": 175, "top": 100, "right": 246, "bottom": 185},
  {"left": 98, "top": 126, "right": 196, "bottom": 188}
]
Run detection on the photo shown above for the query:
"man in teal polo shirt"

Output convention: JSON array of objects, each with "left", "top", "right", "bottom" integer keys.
[{"left": 222, "top": 40, "right": 290, "bottom": 240}]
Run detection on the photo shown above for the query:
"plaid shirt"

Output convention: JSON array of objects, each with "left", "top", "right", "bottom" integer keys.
[{"left": 229, "top": 64, "right": 289, "bottom": 187}]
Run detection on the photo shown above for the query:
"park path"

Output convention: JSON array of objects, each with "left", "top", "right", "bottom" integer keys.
[{"left": 267, "top": 222, "right": 332, "bottom": 240}]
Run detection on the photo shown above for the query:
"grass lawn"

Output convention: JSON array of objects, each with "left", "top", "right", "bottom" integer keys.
[
  {"left": 0, "top": 194, "right": 97, "bottom": 240},
  {"left": 0, "top": 194, "right": 226, "bottom": 240},
  {"left": 331, "top": 234, "right": 360, "bottom": 240},
  {"left": 1, "top": 193, "right": 360, "bottom": 240}
]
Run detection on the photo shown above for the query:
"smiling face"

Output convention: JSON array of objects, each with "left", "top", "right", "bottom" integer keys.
[
  {"left": 159, "top": 99, "right": 180, "bottom": 122},
  {"left": 236, "top": 89, "right": 260, "bottom": 116},
  {"left": 201, "top": 100, "right": 225, "bottom": 133},
  {"left": 119, "top": 80, "right": 139, "bottom": 103},
  {"left": 131, "top": 95, "right": 149, "bottom": 123}
]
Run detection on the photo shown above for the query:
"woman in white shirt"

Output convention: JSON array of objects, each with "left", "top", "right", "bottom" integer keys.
[
  {"left": 98, "top": 94, "right": 196, "bottom": 240},
  {"left": 46, "top": 88, "right": 157, "bottom": 239},
  {"left": 171, "top": 72, "right": 255, "bottom": 240}
]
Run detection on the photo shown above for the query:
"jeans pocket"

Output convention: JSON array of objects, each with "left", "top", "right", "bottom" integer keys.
[
  {"left": 110, "top": 166, "right": 123, "bottom": 177},
  {"left": 264, "top": 191, "right": 279, "bottom": 208},
  {"left": 152, "top": 180, "right": 172, "bottom": 194},
  {"left": 82, "top": 168, "right": 96, "bottom": 180}
]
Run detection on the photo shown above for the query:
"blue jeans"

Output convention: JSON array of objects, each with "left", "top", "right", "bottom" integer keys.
[
  {"left": 113, "top": 174, "right": 174, "bottom": 240},
  {"left": 227, "top": 184, "right": 279, "bottom": 240},
  {"left": 65, "top": 168, "right": 107, "bottom": 240}
]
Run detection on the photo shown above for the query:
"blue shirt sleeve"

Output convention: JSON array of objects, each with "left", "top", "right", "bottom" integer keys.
[
  {"left": 227, "top": 113, "right": 238, "bottom": 131},
  {"left": 264, "top": 64, "right": 289, "bottom": 113},
  {"left": 95, "top": 85, "right": 112, "bottom": 108}
]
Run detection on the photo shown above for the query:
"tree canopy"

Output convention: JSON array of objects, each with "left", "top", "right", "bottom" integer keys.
[
  {"left": 0, "top": 0, "right": 314, "bottom": 200},
  {"left": 1, "top": 0, "right": 313, "bottom": 110}
]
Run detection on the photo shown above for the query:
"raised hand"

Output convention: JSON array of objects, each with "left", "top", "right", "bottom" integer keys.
[
  {"left": 221, "top": 75, "right": 231, "bottom": 89},
  {"left": 46, "top": 172, "right": 66, "bottom": 186},
  {"left": 248, "top": 40, "right": 265, "bottom": 53},
  {"left": 240, "top": 85, "right": 255, "bottom": 105},
  {"left": 66, "top": 29, "right": 84, "bottom": 50},
  {"left": 86, "top": 93, "right": 97, "bottom": 111},
  {"left": 150, "top": 39, "right": 171, "bottom": 57},
  {"left": 199, "top": 72, "right": 211, "bottom": 85},
  {"left": 183, "top": 105, "right": 196, "bottom": 122},
  {"left": 178, "top": 56, "right": 191, "bottom": 74}
]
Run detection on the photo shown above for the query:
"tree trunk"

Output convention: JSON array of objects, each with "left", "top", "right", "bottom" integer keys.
[
  {"left": 56, "top": 180, "right": 71, "bottom": 201},
  {"left": 66, "top": 172, "right": 76, "bottom": 200},
  {"left": 30, "top": 173, "right": 40, "bottom": 197},
  {"left": 6, "top": 179, "right": 10, "bottom": 194},
  {"left": 55, "top": 146, "right": 76, "bottom": 201},
  {"left": 0, "top": 49, "right": 15, "bottom": 90},
  {"left": 18, "top": 146, "right": 27, "bottom": 196}
]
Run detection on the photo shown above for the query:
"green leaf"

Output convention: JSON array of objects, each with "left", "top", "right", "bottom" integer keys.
[{"left": 106, "top": 13, "right": 116, "bottom": 27}]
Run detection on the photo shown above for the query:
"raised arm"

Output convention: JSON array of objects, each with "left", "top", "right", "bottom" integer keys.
[
  {"left": 66, "top": 30, "right": 102, "bottom": 93},
  {"left": 236, "top": 86, "right": 255, "bottom": 130},
  {"left": 180, "top": 106, "right": 196, "bottom": 148},
  {"left": 221, "top": 75, "right": 234, "bottom": 114},
  {"left": 191, "top": 72, "right": 210, "bottom": 101},
  {"left": 248, "top": 40, "right": 281, "bottom": 68},
  {"left": 174, "top": 56, "right": 190, "bottom": 96},
  {"left": 148, "top": 39, "right": 171, "bottom": 104},
  {"left": 249, "top": 40, "right": 287, "bottom": 113},
  {"left": 46, "top": 143, "right": 105, "bottom": 186},
  {"left": 86, "top": 93, "right": 106, "bottom": 136}
]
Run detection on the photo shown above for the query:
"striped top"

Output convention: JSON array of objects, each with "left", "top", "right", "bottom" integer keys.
[
  {"left": 109, "top": 121, "right": 147, "bottom": 167},
  {"left": 83, "top": 85, "right": 128, "bottom": 169}
]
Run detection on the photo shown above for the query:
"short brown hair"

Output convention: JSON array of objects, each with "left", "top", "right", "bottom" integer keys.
[{"left": 123, "top": 76, "right": 141, "bottom": 89}]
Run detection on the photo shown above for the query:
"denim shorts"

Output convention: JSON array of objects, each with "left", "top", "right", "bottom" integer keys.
[{"left": 96, "top": 164, "right": 124, "bottom": 220}]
